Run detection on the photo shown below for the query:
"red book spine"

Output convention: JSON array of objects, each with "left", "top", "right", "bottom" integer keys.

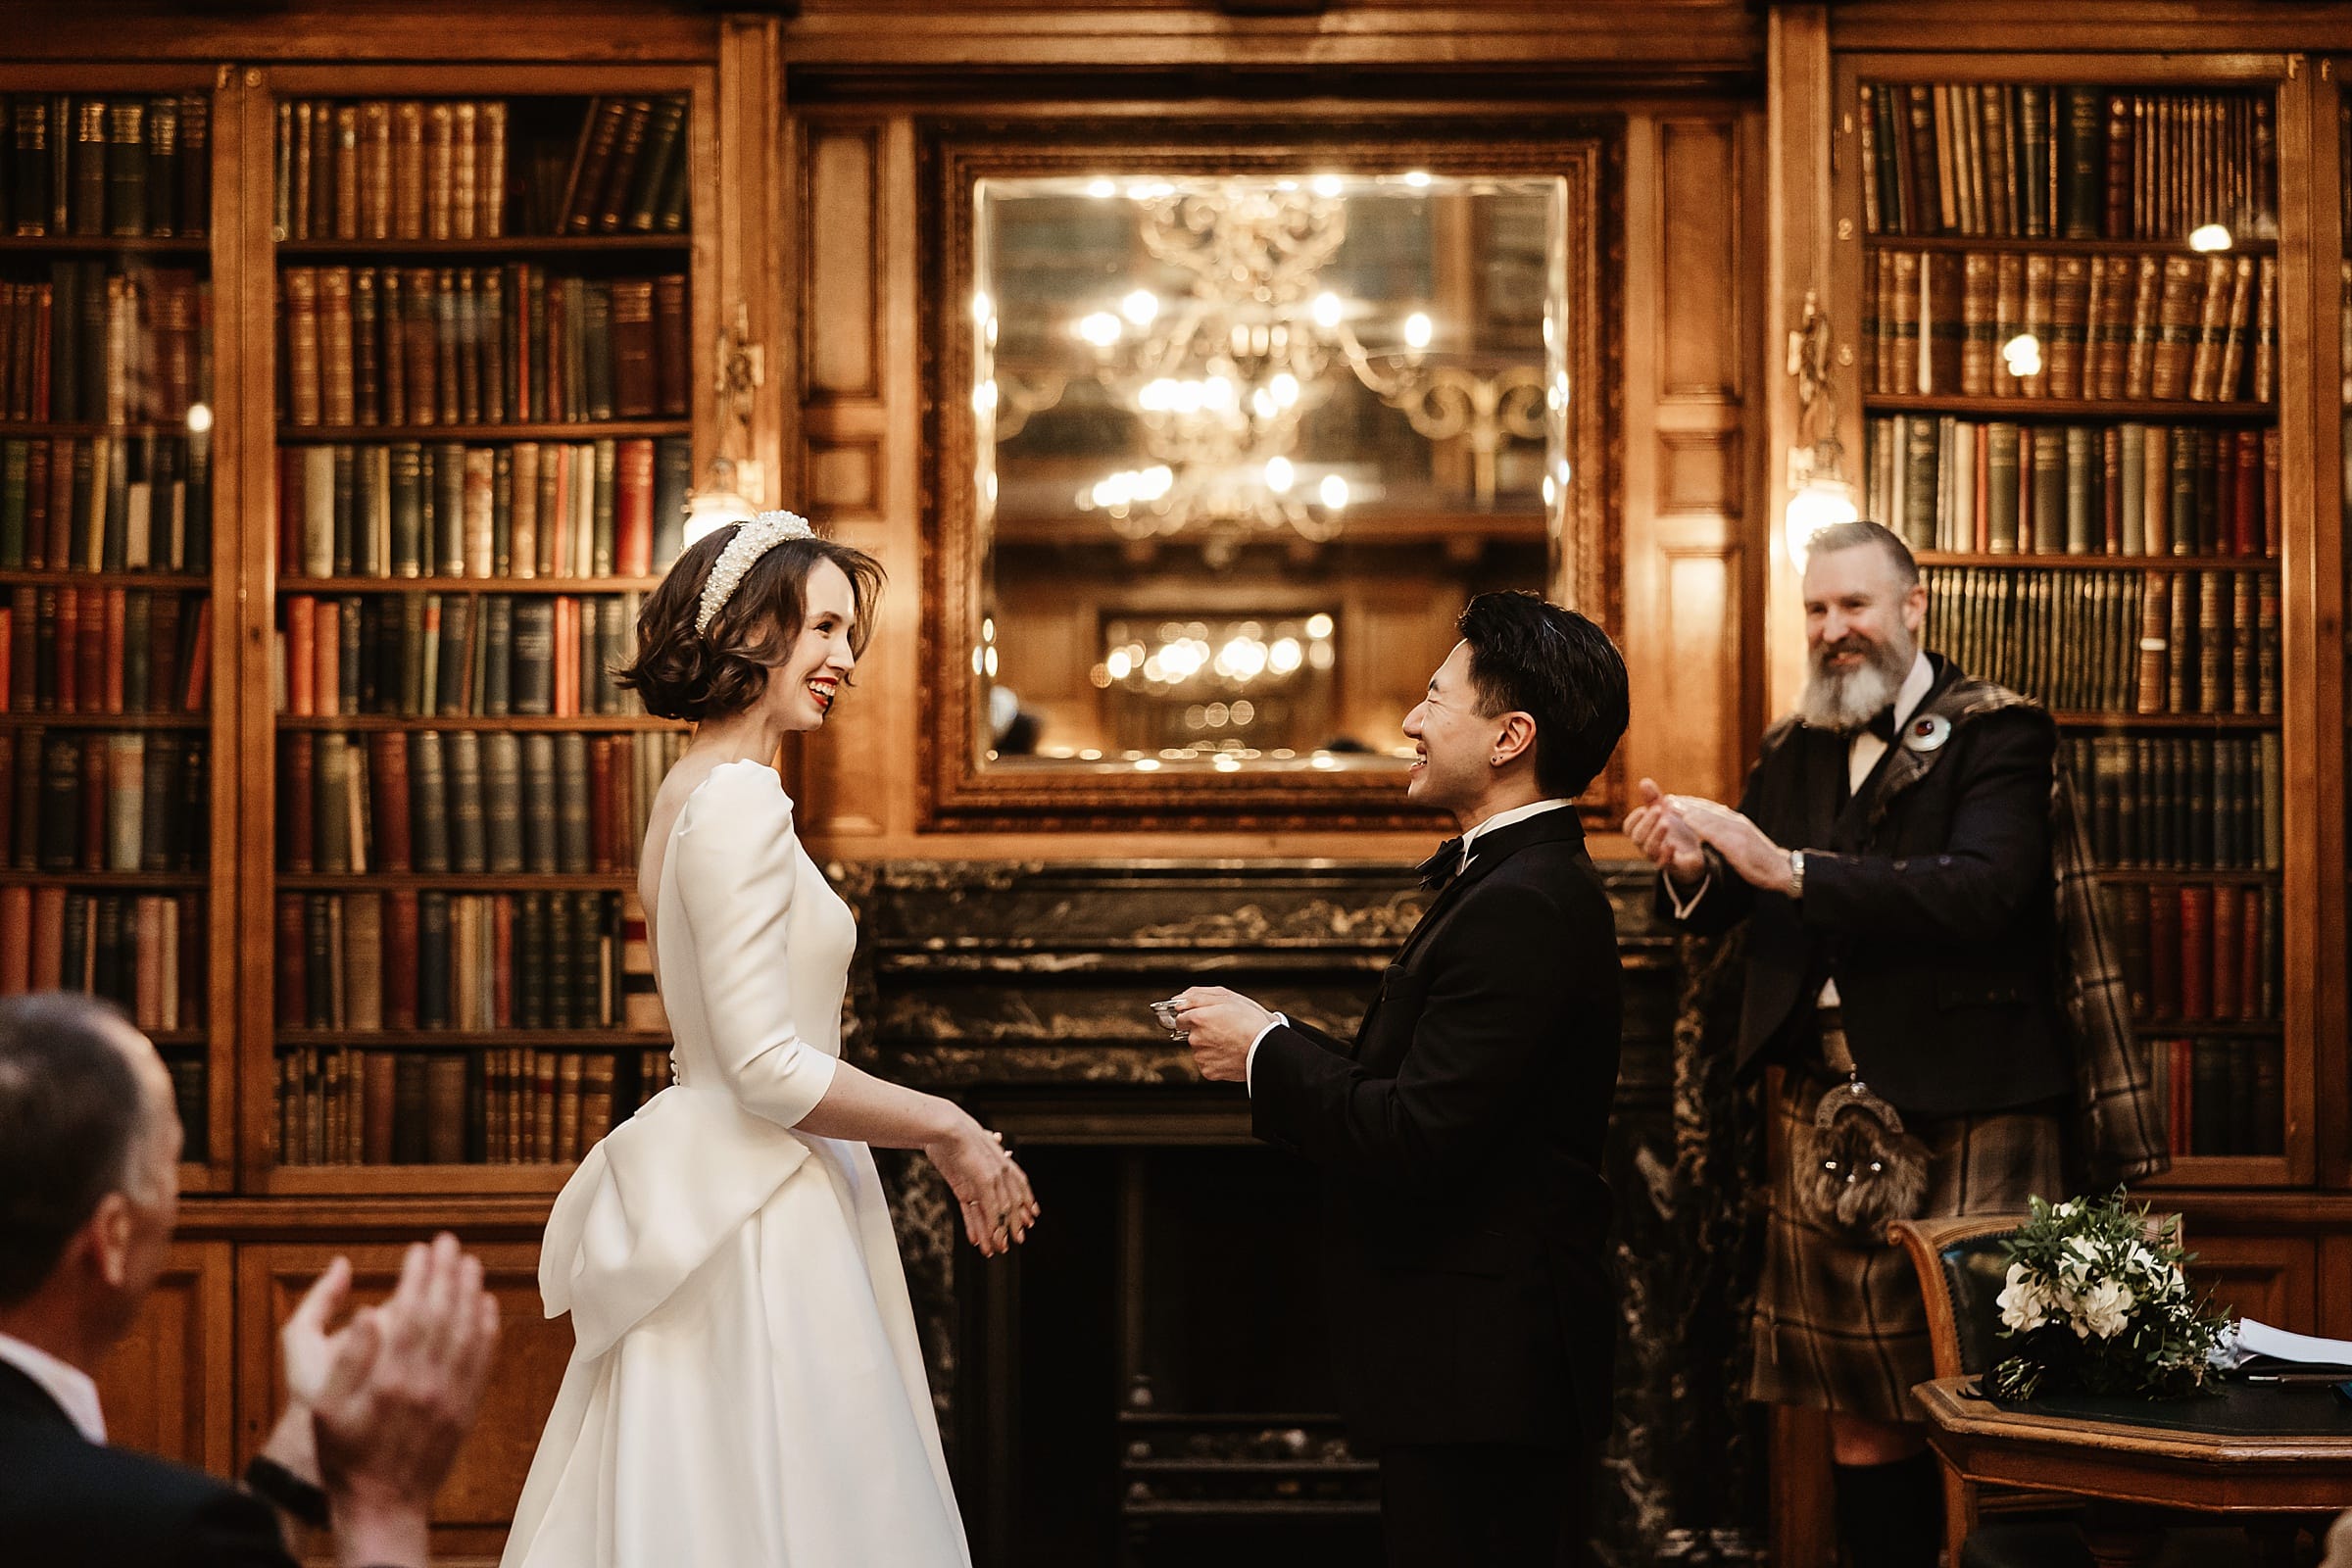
[
  {"left": 0, "top": 885, "right": 30, "bottom": 994},
  {"left": 384, "top": 889, "right": 419, "bottom": 1031},
  {"left": 44, "top": 438, "right": 72, "bottom": 570},
  {"left": 544, "top": 278, "right": 565, "bottom": 423},
  {"left": 283, "top": 733, "right": 315, "bottom": 874},
  {"left": 2261, "top": 427, "right": 2280, "bottom": 557},
  {"left": 368, "top": 732, "right": 412, "bottom": 871},
  {"left": 181, "top": 599, "right": 211, "bottom": 712},
  {"left": 0, "top": 606, "right": 11, "bottom": 712},
  {"left": 554, "top": 596, "right": 577, "bottom": 716},
  {"left": 615, "top": 437, "right": 653, "bottom": 577},
  {"left": 492, "top": 895, "right": 514, "bottom": 1028},
  {"left": 54, "top": 586, "right": 77, "bottom": 711},
  {"left": 0, "top": 732, "right": 11, "bottom": 862},
  {"left": 2209, "top": 881, "right": 2240, "bottom": 1019},
  {"left": 102, "top": 587, "right": 125, "bottom": 713},
  {"left": 2148, "top": 886, "right": 2181, "bottom": 1020},
  {"left": 30, "top": 886, "right": 66, "bottom": 989},
  {"left": 274, "top": 893, "right": 305, "bottom": 1024},
  {"left": 588, "top": 735, "right": 613, "bottom": 871},
  {"left": 2177, "top": 884, "right": 2213, "bottom": 1023},
  {"left": 312, "top": 599, "right": 340, "bottom": 717},
  {"left": 285, "top": 595, "right": 317, "bottom": 716},
  {"left": 2238, "top": 885, "right": 2262, "bottom": 1022},
  {"left": 149, "top": 595, "right": 181, "bottom": 718},
  {"left": 2170, "top": 1038, "right": 2192, "bottom": 1156}
]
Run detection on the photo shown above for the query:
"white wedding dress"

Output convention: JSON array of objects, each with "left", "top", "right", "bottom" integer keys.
[{"left": 502, "top": 759, "right": 970, "bottom": 1567}]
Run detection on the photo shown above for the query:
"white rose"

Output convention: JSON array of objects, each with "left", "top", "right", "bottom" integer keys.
[
  {"left": 1997, "top": 1263, "right": 2050, "bottom": 1333},
  {"left": 2077, "top": 1280, "right": 2135, "bottom": 1340}
]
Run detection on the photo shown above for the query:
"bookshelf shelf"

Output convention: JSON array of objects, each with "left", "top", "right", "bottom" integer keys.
[
  {"left": 0, "top": 869, "right": 210, "bottom": 889},
  {"left": 1864, "top": 394, "right": 2275, "bottom": 420},
  {"left": 278, "top": 575, "right": 666, "bottom": 594},
  {"left": 1861, "top": 234, "right": 2279, "bottom": 257},
  {"left": 0, "top": 712, "right": 209, "bottom": 729},
  {"left": 0, "top": 569, "right": 213, "bottom": 589},
  {"left": 0, "top": 235, "right": 212, "bottom": 255},
  {"left": 273, "top": 236, "right": 688, "bottom": 257},
  {"left": 2139, "top": 1156, "right": 2294, "bottom": 1189},
  {"left": 1919, "top": 553, "right": 2278, "bottom": 570},
  {"left": 273, "top": 1029, "right": 671, "bottom": 1048},
  {"left": 273, "top": 712, "right": 679, "bottom": 731},
  {"left": 2096, "top": 867, "right": 2281, "bottom": 884},
  {"left": 2049, "top": 711, "right": 2278, "bottom": 729},
  {"left": 277, "top": 421, "right": 693, "bottom": 442},
  {"left": 275, "top": 872, "right": 636, "bottom": 890},
  {"left": 0, "top": 421, "right": 218, "bottom": 438},
  {"left": 262, "top": 1164, "right": 580, "bottom": 1197},
  {"left": 2135, "top": 1020, "right": 2282, "bottom": 1037}
]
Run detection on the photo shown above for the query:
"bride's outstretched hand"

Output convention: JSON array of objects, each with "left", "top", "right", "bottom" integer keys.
[{"left": 924, "top": 1116, "right": 1041, "bottom": 1258}]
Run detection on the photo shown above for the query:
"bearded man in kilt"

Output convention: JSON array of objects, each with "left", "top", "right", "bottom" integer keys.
[{"left": 1625, "top": 520, "right": 2074, "bottom": 1568}]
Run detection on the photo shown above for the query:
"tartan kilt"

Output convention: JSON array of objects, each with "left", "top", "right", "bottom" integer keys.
[{"left": 1749, "top": 1065, "right": 2065, "bottom": 1424}]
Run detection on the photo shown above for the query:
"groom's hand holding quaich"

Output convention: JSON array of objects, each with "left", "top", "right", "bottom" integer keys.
[{"left": 1168, "top": 986, "right": 1275, "bottom": 1083}]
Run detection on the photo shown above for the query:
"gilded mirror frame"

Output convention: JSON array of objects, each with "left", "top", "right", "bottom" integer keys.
[{"left": 921, "top": 119, "right": 1622, "bottom": 831}]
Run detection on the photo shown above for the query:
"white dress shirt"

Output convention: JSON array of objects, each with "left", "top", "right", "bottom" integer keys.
[
  {"left": 1663, "top": 650, "right": 1934, "bottom": 1007},
  {"left": 0, "top": 1329, "right": 106, "bottom": 1444},
  {"left": 1246, "top": 796, "right": 1578, "bottom": 1091}
]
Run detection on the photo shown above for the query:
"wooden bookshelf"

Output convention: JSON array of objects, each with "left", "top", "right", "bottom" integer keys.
[
  {"left": 1863, "top": 233, "right": 2279, "bottom": 258},
  {"left": 1917, "top": 551, "right": 2278, "bottom": 568},
  {"left": 277, "top": 421, "right": 693, "bottom": 441},
  {"left": 1866, "top": 394, "right": 2275, "bottom": 419}
]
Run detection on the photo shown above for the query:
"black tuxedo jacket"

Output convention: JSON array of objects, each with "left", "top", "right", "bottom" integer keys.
[
  {"left": 0, "top": 1358, "right": 296, "bottom": 1568},
  {"left": 1250, "top": 808, "right": 1622, "bottom": 1450},
  {"left": 1660, "top": 653, "right": 2072, "bottom": 1116}
]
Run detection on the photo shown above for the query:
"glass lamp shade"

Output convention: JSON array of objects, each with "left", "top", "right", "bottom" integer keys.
[{"left": 1784, "top": 473, "right": 1860, "bottom": 573}]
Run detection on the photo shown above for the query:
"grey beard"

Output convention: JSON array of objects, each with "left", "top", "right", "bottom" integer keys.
[{"left": 1796, "top": 640, "right": 1913, "bottom": 730}]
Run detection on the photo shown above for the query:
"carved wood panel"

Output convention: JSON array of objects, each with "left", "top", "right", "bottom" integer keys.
[
  {"left": 90, "top": 1240, "right": 235, "bottom": 1475},
  {"left": 234, "top": 1242, "right": 570, "bottom": 1559}
]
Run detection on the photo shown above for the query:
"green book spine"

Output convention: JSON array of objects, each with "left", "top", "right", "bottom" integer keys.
[
  {"left": 510, "top": 596, "right": 553, "bottom": 715},
  {"left": 409, "top": 730, "right": 448, "bottom": 873},
  {"left": 1984, "top": 423, "right": 2020, "bottom": 553},
  {"left": 2064, "top": 424, "right": 2094, "bottom": 553},
  {"left": 484, "top": 731, "right": 522, "bottom": 873},
  {"left": 491, "top": 446, "right": 513, "bottom": 575},
  {"left": 623, "top": 100, "right": 685, "bottom": 233},
  {"left": 388, "top": 441, "right": 422, "bottom": 576},
  {"left": 446, "top": 730, "right": 485, "bottom": 873},
  {"left": 435, "top": 592, "right": 472, "bottom": 716},
  {"left": 521, "top": 732, "right": 557, "bottom": 872},
  {"left": 583, "top": 281, "right": 613, "bottom": 422},
  {"left": 105, "top": 101, "right": 146, "bottom": 237},
  {"left": 480, "top": 593, "right": 513, "bottom": 716},
  {"left": 652, "top": 435, "right": 689, "bottom": 569},
  {"left": 596, "top": 595, "right": 625, "bottom": 714},
  {"left": 2060, "top": 86, "right": 2102, "bottom": 238},
  {"left": 2030, "top": 429, "right": 2065, "bottom": 555},
  {"left": 2117, "top": 423, "right": 2145, "bottom": 554}
]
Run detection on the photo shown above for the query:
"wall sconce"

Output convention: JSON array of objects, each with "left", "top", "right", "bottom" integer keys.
[
  {"left": 1783, "top": 286, "right": 1856, "bottom": 572},
  {"left": 683, "top": 300, "right": 766, "bottom": 548}
]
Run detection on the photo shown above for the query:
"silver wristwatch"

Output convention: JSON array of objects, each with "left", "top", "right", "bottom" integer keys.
[{"left": 1787, "top": 848, "right": 1805, "bottom": 899}]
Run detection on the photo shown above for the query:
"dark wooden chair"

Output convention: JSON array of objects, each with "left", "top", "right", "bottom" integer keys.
[{"left": 1888, "top": 1214, "right": 2252, "bottom": 1568}]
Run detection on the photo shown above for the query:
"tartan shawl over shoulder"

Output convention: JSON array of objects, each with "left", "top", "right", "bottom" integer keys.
[{"left": 1875, "top": 678, "right": 2170, "bottom": 1186}]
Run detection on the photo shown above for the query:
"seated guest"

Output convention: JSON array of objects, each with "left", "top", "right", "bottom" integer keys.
[{"left": 0, "top": 991, "right": 501, "bottom": 1568}]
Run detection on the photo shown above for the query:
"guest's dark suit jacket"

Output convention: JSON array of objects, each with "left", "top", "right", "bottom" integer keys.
[
  {"left": 0, "top": 1357, "right": 297, "bottom": 1568},
  {"left": 1250, "top": 807, "right": 1622, "bottom": 1451},
  {"left": 1661, "top": 653, "right": 2071, "bottom": 1116}
]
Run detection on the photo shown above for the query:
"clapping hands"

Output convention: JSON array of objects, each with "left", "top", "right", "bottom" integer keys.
[{"left": 1625, "top": 778, "right": 1791, "bottom": 892}]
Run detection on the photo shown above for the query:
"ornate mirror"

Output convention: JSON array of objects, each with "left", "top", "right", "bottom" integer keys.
[{"left": 926, "top": 126, "right": 1616, "bottom": 828}]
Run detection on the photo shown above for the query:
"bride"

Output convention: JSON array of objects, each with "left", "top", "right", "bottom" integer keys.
[{"left": 503, "top": 512, "right": 1040, "bottom": 1567}]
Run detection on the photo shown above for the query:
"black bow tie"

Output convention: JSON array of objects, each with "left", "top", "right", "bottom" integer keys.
[
  {"left": 1417, "top": 836, "right": 1465, "bottom": 891},
  {"left": 1857, "top": 707, "right": 1898, "bottom": 744}
]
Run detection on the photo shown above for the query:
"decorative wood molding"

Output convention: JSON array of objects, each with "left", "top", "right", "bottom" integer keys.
[{"left": 915, "top": 115, "right": 1625, "bottom": 831}]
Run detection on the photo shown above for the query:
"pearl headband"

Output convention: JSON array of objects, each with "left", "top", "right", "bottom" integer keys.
[{"left": 695, "top": 510, "right": 817, "bottom": 635}]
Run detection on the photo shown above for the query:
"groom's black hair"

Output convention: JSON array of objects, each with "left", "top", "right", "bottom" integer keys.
[{"left": 1456, "top": 592, "right": 1627, "bottom": 799}]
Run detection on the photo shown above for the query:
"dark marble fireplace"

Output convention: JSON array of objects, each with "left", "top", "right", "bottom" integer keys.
[{"left": 830, "top": 857, "right": 1768, "bottom": 1567}]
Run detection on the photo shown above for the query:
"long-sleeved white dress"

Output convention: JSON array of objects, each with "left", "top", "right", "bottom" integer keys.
[{"left": 501, "top": 759, "right": 970, "bottom": 1567}]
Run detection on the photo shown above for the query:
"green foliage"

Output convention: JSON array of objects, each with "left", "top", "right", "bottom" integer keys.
[{"left": 1987, "top": 1189, "right": 2226, "bottom": 1401}]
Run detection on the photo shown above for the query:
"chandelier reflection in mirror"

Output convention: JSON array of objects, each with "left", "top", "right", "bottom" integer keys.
[{"left": 970, "top": 171, "right": 1569, "bottom": 773}]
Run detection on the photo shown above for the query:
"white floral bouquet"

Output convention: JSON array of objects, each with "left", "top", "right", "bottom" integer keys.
[{"left": 1989, "top": 1190, "right": 2226, "bottom": 1400}]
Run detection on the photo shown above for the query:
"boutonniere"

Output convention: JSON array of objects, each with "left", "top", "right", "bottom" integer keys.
[{"left": 1900, "top": 713, "right": 1951, "bottom": 753}]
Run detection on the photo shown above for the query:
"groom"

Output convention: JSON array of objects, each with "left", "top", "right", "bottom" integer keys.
[{"left": 1174, "top": 591, "right": 1629, "bottom": 1567}]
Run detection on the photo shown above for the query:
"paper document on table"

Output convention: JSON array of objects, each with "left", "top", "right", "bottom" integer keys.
[{"left": 2215, "top": 1317, "right": 2352, "bottom": 1372}]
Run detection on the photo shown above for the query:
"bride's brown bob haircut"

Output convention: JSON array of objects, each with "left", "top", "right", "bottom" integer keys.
[{"left": 613, "top": 523, "right": 885, "bottom": 723}]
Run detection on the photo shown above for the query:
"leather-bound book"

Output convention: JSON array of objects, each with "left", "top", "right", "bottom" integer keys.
[
  {"left": 104, "top": 734, "right": 142, "bottom": 871},
  {"left": 344, "top": 891, "right": 383, "bottom": 1032},
  {"left": 492, "top": 895, "right": 514, "bottom": 1029},
  {"left": 581, "top": 281, "right": 613, "bottom": 421},
  {"left": 331, "top": 104, "right": 359, "bottom": 240},
  {"left": 139, "top": 96, "right": 178, "bottom": 238},
  {"left": 454, "top": 270, "right": 481, "bottom": 424},
  {"left": 595, "top": 594, "right": 625, "bottom": 714},
  {"left": 580, "top": 1053, "right": 616, "bottom": 1150},
  {"left": 361, "top": 1051, "right": 395, "bottom": 1162},
  {"left": 556, "top": 732, "right": 590, "bottom": 874},
  {"left": 28, "top": 885, "right": 63, "bottom": 990},
  {"left": 477, "top": 101, "right": 507, "bottom": 238},
  {"left": 652, "top": 273, "right": 688, "bottom": 417},
  {"left": 175, "top": 92, "right": 206, "bottom": 238},
  {"left": 551, "top": 594, "right": 577, "bottom": 715},
  {"left": 2178, "top": 883, "right": 2213, "bottom": 1022},
  {"left": 306, "top": 98, "right": 331, "bottom": 241},
  {"left": 358, "top": 101, "right": 391, "bottom": 240},
  {"left": 282, "top": 266, "right": 321, "bottom": 426},
  {"left": 415, "top": 890, "right": 451, "bottom": 1031},
  {"left": 2251, "top": 256, "right": 2277, "bottom": 403},
  {"left": 479, "top": 269, "right": 506, "bottom": 424},
  {"left": 315, "top": 731, "right": 353, "bottom": 874},
  {"left": 447, "top": 730, "right": 485, "bottom": 874},
  {"left": 2047, "top": 255, "right": 2088, "bottom": 399},
  {"left": 479, "top": 593, "right": 513, "bottom": 716},
  {"left": 352, "top": 270, "right": 379, "bottom": 426},
  {"left": 547, "top": 891, "right": 577, "bottom": 1027},
  {"left": 515, "top": 894, "right": 547, "bottom": 1028},
  {"left": 38, "top": 730, "right": 82, "bottom": 868},
  {"left": 432, "top": 269, "right": 461, "bottom": 425},
  {"left": 622, "top": 99, "right": 684, "bottom": 233},
  {"left": 557, "top": 1052, "right": 583, "bottom": 1160},
  {"left": 389, "top": 99, "right": 424, "bottom": 240},
  {"left": 461, "top": 444, "right": 494, "bottom": 577},
  {"left": 359, "top": 731, "right": 408, "bottom": 872},
  {"left": 312, "top": 596, "right": 341, "bottom": 717},
  {"left": 424, "top": 101, "right": 454, "bottom": 242},
  {"left": 105, "top": 101, "right": 146, "bottom": 238},
  {"left": 403, "top": 266, "right": 438, "bottom": 424},
  {"left": 652, "top": 436, "right": 689, "bottom": 568},
  {"left": 0, "top": 884, "right": 27, "bottom": 994},
  {"left": 510, "top": 595, "right": 554, "bottom": 715},
  {"left": 270, "top": 894, "right": 308, "bottom": 1022},
  {"left": 588, "top": 734, "right": 614, "bottom": 870},
  {"left": 137, "top": 729, "right": 171, "bottom": 873},
  {"left": 532, "top": 1049, "right": 560, "bottom": 1161},
  {"left": 594, "top": 101, "right": 652, "bottom": 233},
  {"left": 451, "top": 101, "right": 477, "bottom": 242},
  {"left": 608, "top": 278, "right": 656, "bottom": 418},
  {"left": 521, "top": 732, "right": 557, "bottom": 873},
  {"left": 389, "top": 1054, "right": 427, "bottom": 1163},
  {"left": 12, "top": 99, "right": 51, "bottom": 236},
  {"left": 652, "top": 123, "right": 690, "bottom": 232},
  {"left": 408, "top": 729, "right": 448, "bottom": 873},
  {"left": 590, "top": 439, "right": 617, "bottom": 575},
  {"left": 562, "top": 99, "right": 625, "bottom": 234}
]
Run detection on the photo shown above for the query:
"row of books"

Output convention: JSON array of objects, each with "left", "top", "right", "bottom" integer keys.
[
  {"left": 2, "top": 587, "right": 212, "bottom": 714},
  {"left": 276, "top": 728, "right": 682, "bottom": 876},
  {"left": 554, "top": 98, "right": 692, "bottom": 237},
  {"left": 273, "top": 437, "right": 688, "bottom": 581},
  {"left": 4, "top": 95, "right": 212, "bottom": 240},
  {"left": 278, "top": 265, "right": 687, "bottom": 429},
  {"left": 0, "top": 434, "right": 214, "bottom": 572},
  {"left": 277, "top": 592, "right": 638, "bottom": 720},
  {"left": 2, "top": 264, "right": 209, "bottom": 424},
  {"left": 1859, "top": 83, "right": 2277, "bottom": 241},
  {"left": 273, "top": 1046, "right": 671, "bottom": 1167},
  {"left": 1920, "top": 566, "right": 2278, "bottom": 716},
  {"left": 272, "top": 889, "right": 646, "bottom": 1031},
  {"left": 2110, "top": 881, "right": 2278, "bottom": 1024},
  {"left": 2150, "top": 1038, "right": 2284, "bottom": 1158},
  {"left": 2064, "top": 733, "right": 2281, "bottom": 872},
  {"left": 1864, "top": 249, "right": 2276, "bottom": 404},
  {"left": 1868, "top": 418, "right": 2278, "bottom": 559},
  {"left": 2, "top": 730, "right": 209, "bottom": 872},
  {"left": 0, "top": 887, "right": 205, "bottom": 1030}
]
